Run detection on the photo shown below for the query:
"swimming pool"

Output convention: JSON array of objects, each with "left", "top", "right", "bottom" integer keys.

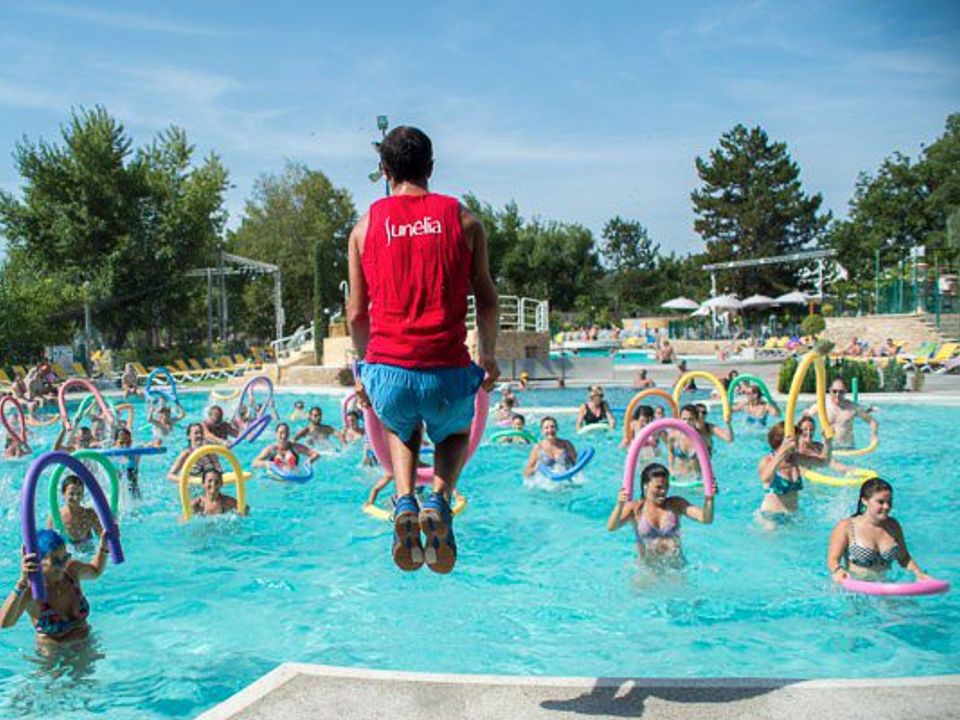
[{"left": 0, "top": 387, "right": 957, "bottom": 719}]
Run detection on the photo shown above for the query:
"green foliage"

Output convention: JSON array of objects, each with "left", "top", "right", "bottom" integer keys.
[
  {"left": 0, "top": 106, "right": 227, "bottom": 349},
  {"left": 463, "top": 196, "right": 604, "bottom": 313},
  {"left": 0, "top": 250, "right": 70, "bottom": 363},
  {"left": 882, "top": 358, "right": 907, "bottom": 392},
  {"left": 827, "top": 113, "right": 960, "bottom": 289},
  {"left": 599, "top": 216, "right": 659, "bottom": 316},
  {"left": 692, "top": 124, "right": 829, "bottom": 297},
  {"left": 800, "top": 313, "right": 825, "bottom": 337},
  {"left": 228, "top": 161, "right": 356, "bottom": 343},
  {"left": 777, "top": 355, "right": 884, "bottom": 394}
]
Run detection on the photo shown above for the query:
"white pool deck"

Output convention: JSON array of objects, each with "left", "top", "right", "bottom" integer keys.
[{"left": 197, "top": 664, "right": 960, "bottom": 720}]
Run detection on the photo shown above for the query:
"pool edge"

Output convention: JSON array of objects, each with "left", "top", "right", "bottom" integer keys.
[{"left": 195, "top": 663, "right": 960, "bottom": 719}]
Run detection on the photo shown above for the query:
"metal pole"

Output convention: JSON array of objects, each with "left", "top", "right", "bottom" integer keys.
[
  {"left": 82, "top": 281, "right": 92, "bottom": 367},
  {"left": 206, "top": 269, "right": 213, "bottom": 349},
  {"left": 218, "top": 249, "right": 226, "bottom": 340},
  {"left": 874, "top": 249, "right": 880, "bottom": 313}
]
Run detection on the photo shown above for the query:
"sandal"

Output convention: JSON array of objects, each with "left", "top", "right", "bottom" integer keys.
[
  {"left": 392, "top": 494, "right": 424, "bottom": 571},
  {"left": 419, "top": 492, "right": 457, "bottom": 574}
]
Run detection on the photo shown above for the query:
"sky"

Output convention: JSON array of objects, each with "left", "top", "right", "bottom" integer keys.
[{"left": 0, "top": 0, "right": 957, "bottom": 258}]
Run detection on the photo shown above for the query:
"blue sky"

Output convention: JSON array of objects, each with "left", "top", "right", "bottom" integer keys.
[{"left": 0, "top": 1, "right": 957, "bottom": 257}]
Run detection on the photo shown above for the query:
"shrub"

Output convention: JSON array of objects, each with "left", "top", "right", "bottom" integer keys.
[
  {"left": 800, "top": 313, "right": 826, "bottom": 337},
  {"left": 777, "top": 355, "right": 882, "bottom": 394},
  {"left": 882, "top": 359, "right": 907, "bottom": 392}
]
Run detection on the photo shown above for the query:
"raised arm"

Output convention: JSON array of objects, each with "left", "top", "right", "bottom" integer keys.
[
  {"left": 672, "top": 495, "right": 714, "bottom": 525},
  {"left": 607, "top": 491, "right": 636, "bottom": 531}
]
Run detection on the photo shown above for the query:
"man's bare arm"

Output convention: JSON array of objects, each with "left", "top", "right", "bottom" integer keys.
[
  {"left": 347, "top": 214, "right": 371, "bottom": 359},
  {"left": 463, "top": 207, "right": 499, "bottom": 387}
]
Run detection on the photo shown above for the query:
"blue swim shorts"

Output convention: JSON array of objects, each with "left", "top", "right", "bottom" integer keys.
[{"left": 359, "top": 361, "right": 485, "bottom": 444}]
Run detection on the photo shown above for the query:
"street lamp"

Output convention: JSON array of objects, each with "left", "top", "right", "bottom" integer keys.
[{"left": 369, "top": 115, "right": 389, "bottom": 197}]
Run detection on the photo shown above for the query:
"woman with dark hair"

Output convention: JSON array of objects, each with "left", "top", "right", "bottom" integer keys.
[
  {"left": 523, "top": 416, "right": 577, "bottom": 478},
  {"left": 167, "top": 423, "right": 222, "bottom": 482},
  {"left": 757, "top": 420, "right": 829, "bottom": 521},
  {"left": 606, "top": 463, "right": 714, "bottom": 563},
  {"left": 189, "top": 465, "right": 244, "bottom": 517},
  {"left": 0, "top": 528, "right": 112, "bottom": 643},
  {"left": 619, "top": 405, "right": 660, "bottom": 457},
  {"left": 252, "top": 422, "right": 320, "bottom": 470},
  {"left": 48, "top": 475, "right": 103, "bottom": 544},
  {"left": 732, "top": 383, "right": 780, "bottom": 426},
  {"left": 826, "top": 478, "right": 929, "bottom": 583}
]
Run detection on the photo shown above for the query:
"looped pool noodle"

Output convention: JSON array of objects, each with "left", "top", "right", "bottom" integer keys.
[
  {"left": 22, "top": 451, "right": 124, "bottom": 601},
  {"left": 49, "top": 449, "right": 120, "bottom": 535},
  {"left": 70, "top": 392, "right": 117, "bottom": 431},
  {"left": 267, "top": 460, "right": 314, "bottom": 483},
  {"left": 490, "top": 429, "right": 538, "bottom": 444},
  {"left": 237, "top": 375, "right": 274, "bottom": 422},
  {"left": 179, "top": 445, "right": 247, "bottom": 519},
  {"left": 672, "top": 371, "right": 731, "bottom": 423},
  {"left": 0, "top": 395, "right": 28, "bottom": 445},
  {"left": 833, "top": 436, "right": 880, "bottom": 458},
  {"left": 145, "top": 366, "right": 179, "bottom": 405},
  {"left": 537, "top": 445, "right": 596, "bottom": 481},
  {"left": 577, "top": 422, "right": 611, "bottom": 435},
  {"left": 622, "top": 388, "right": 678, "bottom": 444},
  {"left": 362, "top": 388, "right": 489, "bottom": 486},
  {"left": 622, "top": 418, "right": 716, "bottom": 499},
  {"left": 784, "top": 351, "right": 833, "bottom": 440},
  {"left": 841, "top": 577, "right": 950, "bottom": 597},
  {"left": 211, "top": 387, "right": 241, "bottom": 402},
  {"left": 341, "top": 392, "right": 357, "bottom": 427},
  {"left": 25, "top": 413, "right": 60, "bottom": 428},
  {"left": 726, "top": 374, "right": 779, "bottom": 411},
  {"left": 228, "top": 413, "right": 272, "bottom": 449},
  {"left": 58, "top": 379, "right": 115, "bottom": 431},
  {"left": 801, "top": 466, "right": 877, "bottom": 487}
]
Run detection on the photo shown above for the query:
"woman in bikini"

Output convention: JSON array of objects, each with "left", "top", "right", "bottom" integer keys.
[
  {"left": 826, "top": 478, "right": 929, "bottom": 584},
  {"left": 523, "top": 416, "right": 577, "bottom": 478},
  {"left": 252, "top": 423, "right": 320, "bottom": 471},
  {"left": 0, "top": 528, "right": 112, "bottom": 645},
  {"left": 189, "top": 465, "right": 245, "bottom": 517},
  {"left": 757, "top": 421, "right": 829, "bottom": 524},
  {"left": 606, "top": 462, "right": 714, "bottom": 566},
  {"left": 48, "top": 475, "right": 103, "bottom": 545},
  {"left": 167, "top": 423, "right": 222, "bottom": 482},
  {"left": 575, "top": 386, "right": 616, "bottom": 432}
]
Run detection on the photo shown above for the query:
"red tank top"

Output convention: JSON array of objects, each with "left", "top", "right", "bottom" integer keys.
[{"left": 362, "top": 193, "right": 471, "bottom": 368}]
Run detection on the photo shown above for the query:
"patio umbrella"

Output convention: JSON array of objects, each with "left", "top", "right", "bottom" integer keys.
[
  {"left": 690, "top": 305, "right": 711, "bottom": 317},
  {"left": 702, "top": 294, "right": 743, "bottom": 310},
  {"left": 661, "top": 296, "right": 700, "bottom": 311},
  {"left": 741, "top": 294, "right": 775, "bottom": 309},
  {"left": 774, "top": 290, "right": 809, "bottom": 305}
]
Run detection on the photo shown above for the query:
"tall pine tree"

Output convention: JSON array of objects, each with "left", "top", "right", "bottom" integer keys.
[{"left": 691, "top": 124, "right": 828, "bottom": 296}]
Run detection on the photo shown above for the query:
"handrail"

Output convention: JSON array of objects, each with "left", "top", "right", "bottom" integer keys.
[{"left": 465, "top": 295, "right": 548, "bottom": 333}]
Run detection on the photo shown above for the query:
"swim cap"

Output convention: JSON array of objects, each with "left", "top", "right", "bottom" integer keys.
[{"left": 36, "top": 529, "right": 66, "bottom": 558}]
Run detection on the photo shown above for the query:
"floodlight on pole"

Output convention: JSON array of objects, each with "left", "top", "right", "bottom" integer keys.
[{"left": 370, "top": 115, "right": 389, "bottom": 196}]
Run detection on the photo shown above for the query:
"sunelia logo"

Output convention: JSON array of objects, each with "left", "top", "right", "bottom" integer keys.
[{"left": 384, "top": 216, "right": 442, "bottom": 245}]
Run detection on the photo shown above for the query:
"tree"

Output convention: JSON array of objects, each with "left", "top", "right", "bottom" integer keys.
[
  {"left": 228, "top": 162, "right": 356, "bottom": 351},
  {"left": 461, "top": 194, "right": 522, "bottom": 286},
  {"left": 692, "top": 124, "right": 829, "bottom": 296},
  {"left": 0, "top": 106, "right": 228, "bottom": 349},
  {"left": 599, "top": 216, "right": 659, "bottom": 316},
  {"left": 0, "top": 249, "right": 70, "bottom": 363},
  {"left": 919, "top": 113, "right": 960, "bottom": 253}
]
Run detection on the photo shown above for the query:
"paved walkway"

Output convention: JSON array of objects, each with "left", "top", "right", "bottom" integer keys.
[{"left": 197, "top": 664, "right": 960, "bottom": 720}]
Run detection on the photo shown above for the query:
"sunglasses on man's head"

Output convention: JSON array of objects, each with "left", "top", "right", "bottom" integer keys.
[
  {"left": 830, "top": 389, "right": 844, "bottom": 395},
  {"left": 49, "top": 552, "right": 71, "bottom": 568}
]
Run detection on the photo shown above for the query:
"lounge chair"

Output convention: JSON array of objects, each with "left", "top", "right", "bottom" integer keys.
[
  {"left": 71, "top": 362, "right": 92, "bottom": 379},
  {"left": 920, "top": 343, "right": 960, "bottom": 373},
  {"left": 935, "top": 356, "right": 960, "bottom": 375},
  {"left": 0, "top": 368, "right": 12, "bottom": 390},
  {"left": 217, "top": 356, "right": 246, "bottom": 376},
  {"left": 171, "top": 359, "right": 208, "bottom": 383},
  {"left": 12, "top": 365, "right": 29, "bottom": 379},
  {"left": 232, "top": 354, "right": 254, "bottom": 372},
  {"left": 204, "top": 358, "right": 235, "bottom": 378},
  {"left": 901, "top": 342, "right": 938, "bottom": 370},
  {"left": 186, "top": 358, "right": 219, "bottom": 380},
  {"left": 132, "top": 362, "right": 153, "bottom": 380}
]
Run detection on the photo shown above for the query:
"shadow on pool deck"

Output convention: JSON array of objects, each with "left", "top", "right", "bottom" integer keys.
[{"left": 538, "top": 677, "right": 789, "bottom": 717}]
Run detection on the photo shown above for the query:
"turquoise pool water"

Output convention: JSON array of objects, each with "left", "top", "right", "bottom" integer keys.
[{"left": 0, "top": 387, "right": 958, "bottom": 719}]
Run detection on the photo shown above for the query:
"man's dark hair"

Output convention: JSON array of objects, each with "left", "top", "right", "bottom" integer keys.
[{"left": 379, "top": 126, "right": 433, "bottom": 183}]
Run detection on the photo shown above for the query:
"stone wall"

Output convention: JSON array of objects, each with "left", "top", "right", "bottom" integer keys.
[{"left": 822, "top": 314, "right": 945, "bottom": 352}]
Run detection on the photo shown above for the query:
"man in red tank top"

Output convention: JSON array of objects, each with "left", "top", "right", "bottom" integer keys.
[{"left": 348, "top": 127, "right": 499, "bottom": 574}]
